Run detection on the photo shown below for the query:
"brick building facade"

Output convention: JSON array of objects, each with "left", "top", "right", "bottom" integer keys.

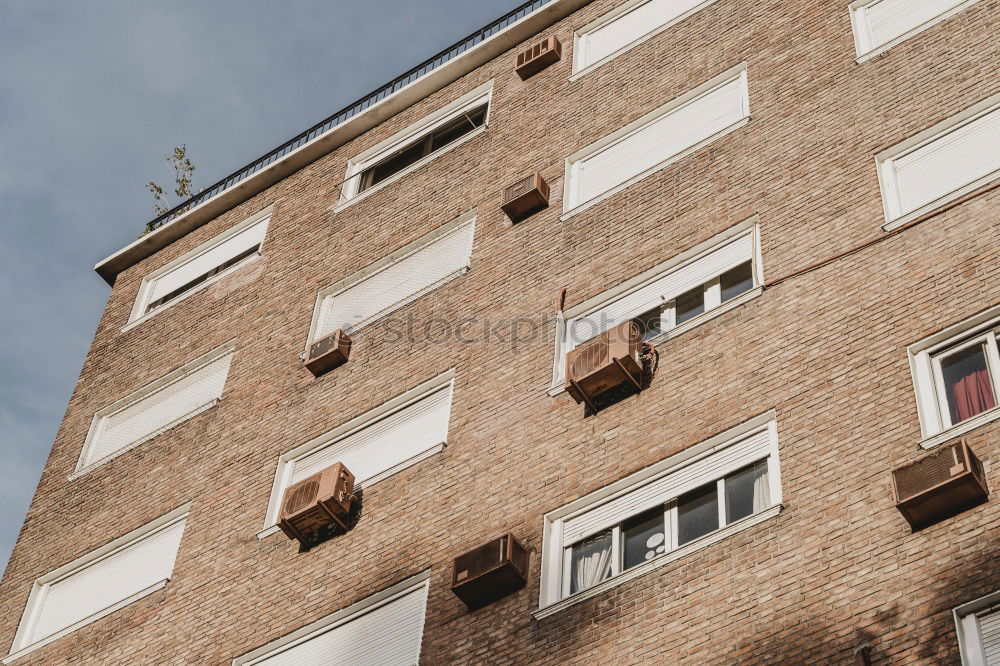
[{"left": 1, "top": 0, "right": 998, "bottom": 663}]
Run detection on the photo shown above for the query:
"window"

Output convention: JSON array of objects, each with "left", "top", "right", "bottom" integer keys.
[
  {"left": 260, "top": 372, "right": 453, "bottom": 535},
  {"left": 953, "top": 590, "right": 1000, "bottom": 666},
  {"left": 128, "top": 209, "right": 270, "bottom": 325},
  {"left": 338, "top": 82, "right": 492, "bottom": 207},
  {"left": 232, "top": 572, "right": 429, "bottom": 666},
  {"left": 877, "top": 94, "right": 999, "bottom": 229},
  {"left": 551, "top": 220, "right": 761, "bottom": 392},
  {"left": 4, "top": 507, "right": 188, "bottom": 663},
  {"left": 73, "top": 344, "right": 235, "bottom": 478},
  {"left": 538, "top": 414, "right": 782, "bottom": 614},
  {"left": 573, "top": 0, "right": 718, "bottom": 77},
  {"left": 562, "top": 65, "right": 749, "bottom": 217},
  {"left": 908, "top": 304, "right": 1000, "bottom": 447},
  {"left": 308, "top": 212, "right": 475, "bottom": 343},
  {"left": 850, "top": 0, "right": 982, "bottom": 61}
]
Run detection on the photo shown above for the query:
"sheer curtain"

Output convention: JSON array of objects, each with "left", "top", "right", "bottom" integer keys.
[
  {"left": 571, "top": 533, "right": 613, "bottom": 594},
  {"left": 752, "top": 461, "right": 770, "bottom": 513}
]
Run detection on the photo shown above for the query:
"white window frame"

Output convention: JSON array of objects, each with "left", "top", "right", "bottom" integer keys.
[
  {"left": 548, "top": 218, "right": 763, "bottom": 395},
  {"left": 571, "top": 0, "right": 719, "bottom": 80},
  {"left": 3, "top": 505, "right": 189, "bottom": 664},
  {"left": 305, "top": 210, "right": 475, "bottom": 348},
  {"left": 850, "top": 0, "right": 982, "bottom": 63},
  {"left": 954, "top": 590, "right": 1000, "bottom": 666},
  {"left": 232, "top": 571, "right": 430, "bottom": 666},
  {"left": 561, "top": 64, "right": 749, "bottom": 220},
  {"left": 257, "top": 370, "right": 454, "bottom": 538},
  {"left": 908, "top": 303, "right": 1000, "bottom": 449},
  {"left": 536, "top": 412, "right": 782, "bottom": 618},
  {"left": 125, "top": 207, "right": 272, "bottom": 330},
  {"left": 70, "top": 342, "right": 236, "bottom": 480},
  {"left": 876, "top": 92, "right": 1000, "bottom": 231},
  {"left": 334, "top": 81, "right": 493, "bottom": 212}
]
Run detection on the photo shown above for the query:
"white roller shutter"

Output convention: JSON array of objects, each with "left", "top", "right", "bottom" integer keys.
[
  {"left": 885, "top": 104, "right": 999, "bottom": 220},
  {"left": 561, "top": 427, "right": 771, "bottom": 546},
  {"left": 980, "top": 608, "right": 1000, "bottom": 665},
  {"left": 567, "top": 230, "right": 752, "bottom": 346},
  {"left": 315, "top": 220, "right": 475, "bottom": 338},
  {"left": 147, "top": 218, "right": 267, "bottom": 304},
  {"left": 577, "top": 0, "right": 714, "bottom": 71},
  {"left": 567, "top": 71, "right": 748, "bottom": 211},
  {"left": 289, "top": 383, "right": 452, "bottom": 487},
  {"left": 249, "top": 581, "right": 428, "bottom": 666},
  {"left": 81, "top": 351, "right": 233, "bottom": 470},
  {"left": 27, "top": 515, "right": 185, "bottom": 646},
  {"left": 853, "top": 0, "right": 979, "bottom": 55}
]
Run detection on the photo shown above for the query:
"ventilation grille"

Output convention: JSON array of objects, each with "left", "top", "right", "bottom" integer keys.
[
  {"left": 515, "top": 36, "right": 562, "bottom": 79},
  {"left": 570, "top": 337, "right": 609, "bottom": 380},
  {"left": 503, "top": 176, "right": 538, "bottom": 205},
  {"left": 894, "top": 441, "right": 965, "bottom": 502}
]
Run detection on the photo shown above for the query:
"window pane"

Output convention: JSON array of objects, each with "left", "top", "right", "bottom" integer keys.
[
  {"left": 675, "top": 286, "right": 705, "bottom": 325},
  {"left": 632, "top": 307, "right": 663, "bottom": 341},
  {"left": 720, "top": 261, "right": 754, "bottom": 302},
  {"left": 724, "top": 460, "right": 769, "bottom": 524},
  {"left": 363, "top": 141, "right": 428, "bottom": 189},
  {"left": 941, "top": 343, "right": 997, "bottom": 424},
  {"left": 622, "top": 508, "right": 666, "bottom": 570},
  {"left": 429, "top": 105, "right": 487, "bottom": 152},
  {"left": 677, "top": 483, "right": 718, "bottom": 546},
  {"left": 569, "top": 531, "right": 613, "bottom": 595}
]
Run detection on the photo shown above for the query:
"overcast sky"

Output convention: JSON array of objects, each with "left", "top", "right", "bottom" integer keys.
[{"left": 0, "top": 0, "right": 528, "bottom": 576}]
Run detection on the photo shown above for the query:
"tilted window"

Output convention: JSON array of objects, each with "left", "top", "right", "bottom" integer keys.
[{"left": 850, "top": 0, "right": 983, "bottom": 61}]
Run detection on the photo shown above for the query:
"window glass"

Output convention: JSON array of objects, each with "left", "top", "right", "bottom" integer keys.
[
  {"left": 633, "top": 307, "right": 663, "bottom": 342},
  {"left": 570, "top": 531, "right": 613, "bottom": 595},
  {"left": 720, "top": 261, "right": 754, "bottom": 303},
  {"left": 724, "top": 461, "right": 769, "bottom": 524},
  {"left": 675, "top": 286, "right": 705, "bottom": 325},
  {"left": 941, "top": 343, "right": 996, "bottom": 424},
  {"left": 677, "top": 483, "right": 718, "bottom": 546},
  {"left": 622, "top": 508, "right": 666, "bottom": 570}
]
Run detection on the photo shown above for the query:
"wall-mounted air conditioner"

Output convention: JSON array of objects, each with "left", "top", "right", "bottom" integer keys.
[
  {"left": 501, "top": 173, "right": 550, "bottom": 222},
  {"left": 451, "top": 534, "right": 529, "bottom": 609},
  {"left": 515, "top": 36, "right": 562, "bottom": 80},
  {"left": 305, "top": 329, "right": 352, "bottom": 377},
  {"left": 565, "top": 320, "right": 642, "bottom": 409},
  {"left": 278, "top": 463, "right": 355, "bottom": 546},
  {"left": 892, "top": 438, "right": 988, "bottom": 530}
]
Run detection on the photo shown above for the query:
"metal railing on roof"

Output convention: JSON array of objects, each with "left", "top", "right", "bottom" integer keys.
[{"left": 143, "top": 0, "right": 554, "bottom": 234}]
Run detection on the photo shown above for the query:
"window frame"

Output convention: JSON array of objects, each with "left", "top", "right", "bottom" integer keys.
[
  {"left": 908, "top": 304, "right": 1000, "bottom": 449},
  {"left": 536, "top": 413, "right": 782, "bottom": 617},
  {"left": 335, "top": 82, "right": 493, "bottom": 211},
  {"left": 953, "top": 590, "right": 1000, "bottom": 666},
  {"left": 875, "top": 93, "right": 1000, "bottom": 231},
  {"left": 570, "top": 0, "right": 719, "bottom": 80},
  {"left": 4, "top": 506, "right": 189, "bottom": 665},
  {"left": 850, "top": 0, "right": 983, "bottom": 63},
  {"left": 125, "top": 207, "right": 271, "bottom": 329},
  {"left": 549, "top": 218, "right": 763, "bottom": 395}
]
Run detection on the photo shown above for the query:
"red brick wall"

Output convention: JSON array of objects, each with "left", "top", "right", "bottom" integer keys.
[{"left": 1, "top": 0, "right": 997, "bottom": 663}]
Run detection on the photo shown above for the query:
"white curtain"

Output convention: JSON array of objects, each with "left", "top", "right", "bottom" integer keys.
[
  {"left": 752, "top": 461, "right": 770, "bottom": 513},
  {"left": 571, "top": 534, "right": 613, "bottom": 594}
]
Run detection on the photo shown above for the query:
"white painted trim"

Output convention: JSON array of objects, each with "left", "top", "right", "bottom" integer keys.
[
  {"left": 876, "top": 93, "right": 1000, "bottom": 230},
  {"left": 548, "top": 218, "right": 760, "bottom": 392},
  {"left": 305, "top": 210, "right": 476, "bottom": 347},
  {"left": 332, "top": 82, "right": 493, "bottom": 212},
  {"left": 953, "top": 590, "right": 1000, "bottom": 666},
  {"left": 537, "top": 411, "right": 779, "bottom": 610},
  {"left": 232, "top": 570, "right": 431, "bottom": 665},
  {"left": 94, "top": 0, "right": 595, "bottom": 284},
  {"left": 561, "top": 64, "right": 749, "bottom": 219},
  {"left": 4, "top": 505, "right": 190, "bottom": 664},
  {"left": 259, "top": 370, "right": 455, "bottom": 532},
  {"left": 570, "top": 0, "right": 719, "bottom": 80},
  {"left": 70, "top": 342, "right": 237, "bottom": 479},
  {"left": 907, "top": 303, "right": 1000, "bottom": 441},
  {"left": 851, "top": 0, "right": 982, "bottom": 63},
  {"left": 125, "top": 207, "right": 272, "bottom": 328}
]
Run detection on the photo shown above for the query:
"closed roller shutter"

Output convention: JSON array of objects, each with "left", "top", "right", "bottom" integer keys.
[
  {"left": 980, "top": 607, "right": 1000, "bottom": 665},
  {"left": 857, "top": 0, "right": 976, "bottom": 53}
]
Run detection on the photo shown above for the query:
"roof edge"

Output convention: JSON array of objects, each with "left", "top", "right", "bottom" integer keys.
[{"left": 95, "top": 0, "right": 591, "bottom": 285}]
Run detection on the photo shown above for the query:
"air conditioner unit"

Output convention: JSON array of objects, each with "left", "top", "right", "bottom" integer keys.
[
  {"left": 305, "top": 329, "right": 352, "bottom": 377},
  {"left": 565, "top": 320, "right": 642, "bottom": 408},
  {"left": 892, "top": 439, "right": 988, "bottom": 530},
  {"left": 451, "top": 534, "right": 529, "bottom": 609},
  {"left": 515, "top": 35, "right": 562, "bottom": 80},
  {"left": 501, "top": 173, "right": 550, "bottom": 222},
  {"left": 278, "top": 463, "right": 356, "bottom": 545}
]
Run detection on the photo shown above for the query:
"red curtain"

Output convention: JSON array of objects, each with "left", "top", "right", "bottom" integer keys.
[{"left": 948, "top": 368, "right": 997, "bottom": 423}]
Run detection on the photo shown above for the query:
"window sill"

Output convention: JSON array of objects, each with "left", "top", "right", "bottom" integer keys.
[
  {"left": 546, "top": 286, "right": 762, "bottom": 397},
  {"left": 121, "top": 252, "right": 262, "bottom": 333},
  {"left": 533, "top": 503, "right": 783, "bottom": 620},
  {"left": 919, "top": 406, "right": 1000, "bottom": 450},
  {"left": 256, "top": 442, "right": 446, "bottom": 539},
  {"left": 330, "top": 126, "right": 488, "bottom": 215}
]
